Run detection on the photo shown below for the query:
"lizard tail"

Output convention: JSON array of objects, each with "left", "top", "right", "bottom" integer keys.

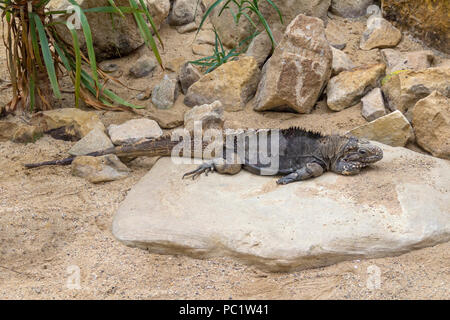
[
  {"left": 23, "top": 133, "right": 177, "bottom": 169},
  {"left": 24, "top": 148, "right": 114, "bottom": 169},
  {"left": 24, "top": 133, "right": 204, "bottom": 169},
  {"left": 24, "top": 157, "right": 76, "bottom": 168}
]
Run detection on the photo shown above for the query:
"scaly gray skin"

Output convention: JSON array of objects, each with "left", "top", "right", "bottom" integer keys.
[
  {"left": 25, "top": 127, "right": 383, "bottom": 185},
  {"left": 183, "top": 127, "right": 383, "bottom": 185}
]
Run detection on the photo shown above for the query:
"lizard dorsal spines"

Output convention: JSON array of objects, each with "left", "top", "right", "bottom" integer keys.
[{"left": 280, "top": 127, "right": 324, "bottom": 140}]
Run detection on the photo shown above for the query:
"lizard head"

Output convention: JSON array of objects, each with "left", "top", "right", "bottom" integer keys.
[{"left": 332, "top": 137, "right": 383, "bottom": 175}]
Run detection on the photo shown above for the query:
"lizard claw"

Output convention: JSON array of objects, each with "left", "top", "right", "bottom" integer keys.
[
  {"left": 182, "top": 162, "right": 215, "bottom": 180},
  {"left": 276, "top": 173, "right": 299, "bottom": 185}
]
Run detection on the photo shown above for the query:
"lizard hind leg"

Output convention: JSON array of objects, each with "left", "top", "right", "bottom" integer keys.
[
  {"left": 212, "top": 158, "right": 242, "bottom": 175},
  {"left": 182, "top": 161, "right": 215, "bottom": 180},
  {"left": 182, "top": 158, "right": 242, "bottom": 180},
  {"left": 276, "top": 162, "right": 324, "bottom": 185}
]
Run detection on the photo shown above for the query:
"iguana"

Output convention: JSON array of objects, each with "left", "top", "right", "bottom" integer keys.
[{"left": 24, "top": 127, "right": 383, "bottom": 185}]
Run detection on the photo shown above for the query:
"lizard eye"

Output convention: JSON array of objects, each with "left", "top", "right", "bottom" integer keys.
[{"left": 359, "top": 149, "right": 367, "bottom": 155}]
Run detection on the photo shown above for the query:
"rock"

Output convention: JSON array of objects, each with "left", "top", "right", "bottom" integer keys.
[
  {"left": 168, "top": 0, "right": 199, "bottom": 26},
  {"left": 146, "top": 0, "right": 171, "bottom": 30},
  {"left": 327, "top": 63, "right": 385, "bottom": 111},
  {"left": 136, "top": 90, "right": 151, "bottom": 101},
  {"left": 68, "top": 127, "right": 114, "bottom": 156},
  {"left": 382, "top": 0, "right": 449, "bottom": 54},
  {"left": 99, "top": 111, "right": 140, "bottom": 128},
  {"left": 178, "top": 63, "right": 202, "bottom": 94},
  {"left": 184, "top": 56, "right": 260, "bottom": 112},
  {"left": 382, "top": 67, "right": 450, "bottom": 119},
  {"left": 360, "top": 17, "right": 402, "bottom": 50},
  {"left": 184, "top": 101, "right": 224, "bottom": 132},
  {"left": 206, "top": 1, "right": 254, "bottom": 49},
  {"left": 348, "top": 110, "right": 414, "bottom": 147},
  {"left": 0, "top": 121, "right": 20, "bottom": 142},
  {"left": 72, "top": 154, "right": 130, "bottom": 183},
  {"left": 361, "top": 88, "right": 386, "bottom": 122},
  {"left": 254, "top": 14, "right": 332, "bottom": 114},
  {"left": 165, "top": 57, "right": 186, "bottom": 72},
  {"left": 12, "top": 124, "right": 42, "bottom": 143},
  {"left": 31, "top": 108, "right": 105, "bottom": 139},
  {"left": 331, "top": 43, "right": 346, "bottom": 50},
  {"left": 177, "top": 21, "right": 198, "bottom": 34},
  {"left": 195, "top": 30, "right": 216, "bottom": 45},
  {"left": 381, "top": 49, "right": 434, "bottom": 73},
  {"left": 208, "top": 0, "right": 332, "bottom": 48},
  {"left": 0, "top": 121, "right": 42, "bottom": 143},
  {"left": 245, "top": 32, "right": 273, "bottom": 68},
  {"left": 437, "top": 59, "right": 450, "bottom": 69},
  {"left": 108, "top": 118, "right": 163, "bottom": 145},
  {"left": 99, "top": 61, "right": 119, "bottom": 73},
  {"left": 192, "top": 44, "right": 214, "bottom": 56},
  {"left": 52, "top": 0, "right": 168, "bottom": 61},
  {"left": 412, "top": 91, "right": 450, "bottom": 159},
  {"left": 331, "top": 47, "right": 354, "bottom": 76},
  {"left": 112, "top": 145, "right": 450, "bottom": 272},
  {"left": 330, "top": 0, "right": 374, "bottom": 18},
  {"left": 364, "top": 3, "right": 382, "bottom": 18},
  {"left": 152, "top": 75, "right": 180, "bottom": 109},
  {"left": 129, "top": 55, "right": 157, "bottom": 78},
  {"left": 145, "top": 95, "right": 189, "bottom": 129}
]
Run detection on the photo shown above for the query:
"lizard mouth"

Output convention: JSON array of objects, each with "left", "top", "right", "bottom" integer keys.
[
  {"left": 361, "top": 155, "right": 382, "bottom": 164},
  {"left": 347, "top": 156, "right": 379, "bottom": 169},
  {"left": 343, "top": 155, "right": 380, "bottom": 167}
]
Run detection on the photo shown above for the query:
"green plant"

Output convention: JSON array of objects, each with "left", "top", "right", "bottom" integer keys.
[
  {"left": 197, "top": 0, "right": 283, "bottom": 50},
  {"left": 1, "top": 0, "right": 163, "bottom": 113},
  {"left": 190, "top": 28, "right": 256, "bottom": 73}
]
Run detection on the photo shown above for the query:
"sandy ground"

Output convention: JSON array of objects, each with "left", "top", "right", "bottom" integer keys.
[{"left": 0, "top": 14, "right": 449, "bottom": 299}]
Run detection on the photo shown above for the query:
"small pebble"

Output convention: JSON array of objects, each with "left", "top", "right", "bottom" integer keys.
[{"left": 100, "top": 62, "right": 119, "bottom": 73}]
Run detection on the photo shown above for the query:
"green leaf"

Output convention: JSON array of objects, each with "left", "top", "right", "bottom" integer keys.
[
  {"left": 83, "top": 6, "right": 143, "bottom": 14},
  {"left": 138, "top": 0, "right": 164, "bottom": 49},
  {"left": 248, "top": 6, "right": 276, "bottom": 48},
  {"left": 75, "top": 58, "right": 144, "bottom": 109},
  {"left": 205, "top": 63, "right": 219, "bottom": 74},
  {"left": 264, "top": 0, "right": 283, "bottom": 24},
  {"left": 107, "top": 0, "right": 125, "bottom": 18},
  {"left": 52, "top": 37, "right": 72, "bottom": 72},
  {"left": 29, "top": 15, "right": 43, "bottom": 69},
  {"left": 129, "top": 0, "right": 162, "bottom": 67},
  {"left": 218, "top": 0, "right": 234, "bottom": 17},
  {"left": 36, "top": 0, "right": 51, "bottom": 8},
  {"left": 197, "top": 0, "right": 224, "bottom": 37},
  {"left": 67, "top": 0, "right": 99, "bottom": 88},
  {"left": 102, "top": 87, "right": 145, "bottom": 109},
  {"left": 66, "top": 23, "right": 82, "bottom": 109},
  {"left": 32, "top": 13, "right": 61, "bottom": 99},
  {"left": 29, "top": 68, "right": 36, "bottom": 112},
  {"left": 83, "top": 6, "right": 139, "bottom": 14},
  {"left": 240, "top": 11, "right": 258, "bottom": 29},
  {"left": 44, "top": 10, "right": 70, "bottom": 15}
]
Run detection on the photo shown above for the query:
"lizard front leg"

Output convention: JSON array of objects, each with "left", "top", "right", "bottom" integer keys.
[
  {"left": 182, "top": 157, "right": 242, "bottom": 180},
  {"left": 276, "top": 163, "right": 324, "bottom": 185}
]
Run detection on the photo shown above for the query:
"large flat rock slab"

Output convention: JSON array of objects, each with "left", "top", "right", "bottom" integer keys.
[{"left": 112, "top": 143, "right": 450, "bottom": 272}]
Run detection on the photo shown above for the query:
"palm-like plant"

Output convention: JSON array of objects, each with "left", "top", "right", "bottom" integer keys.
[
  {"left": 0, "top": 0, "right": 163, "bottom": 113},
  {"left": 197, "top": 0, "right": 283, "bottom": 49},
  {"left": 190, "top": 0, "right": 282, "bottom": 74},
  {"left": 190, "top": 28, "right": 256, "bottom": 74}
]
